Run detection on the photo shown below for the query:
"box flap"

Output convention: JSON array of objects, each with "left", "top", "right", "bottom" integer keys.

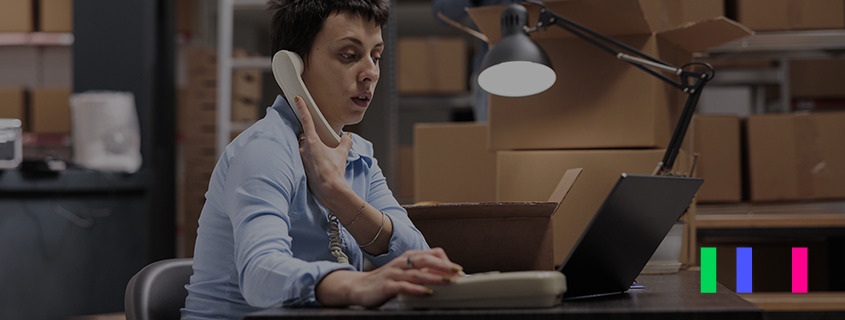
[
  {"left": 547, "top": 168, "right": 582, "bottom": 213},
  {"left": 657, "top": 17, "right": 753, "bottom": 53},
  {"left": 639, "top": 0, "right": 726, "bottom": 33},
  {"left": 404, "top": 202, "right": 557, "bottom": 220},
  {"left": 468, "top": 0, "right": 652, "bottom": 44}
]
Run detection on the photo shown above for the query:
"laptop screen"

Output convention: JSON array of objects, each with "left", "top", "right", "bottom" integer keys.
[{"left": 557, "top": 173, "right": 703, "bottom": 298}]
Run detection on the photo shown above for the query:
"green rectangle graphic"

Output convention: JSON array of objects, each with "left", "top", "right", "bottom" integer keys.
[{"left": 701, "top": 247, "right": 717, "bottom": 293}]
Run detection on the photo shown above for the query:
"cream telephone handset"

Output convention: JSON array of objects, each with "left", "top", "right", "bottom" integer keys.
[{"left": 271, "top": 50, "right": 341, "bottom": 148}]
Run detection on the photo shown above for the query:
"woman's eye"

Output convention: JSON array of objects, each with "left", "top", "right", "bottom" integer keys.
[
  {"left": 372, "top": 56, "right": 382, "bottom": 64},
  {"left": 340, "top": 53, "right": 356, "bottom": 60}
]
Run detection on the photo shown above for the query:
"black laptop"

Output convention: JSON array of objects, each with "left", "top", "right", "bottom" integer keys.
[{"left": 559, "top": 173, "right": 703, "bottom": 298}]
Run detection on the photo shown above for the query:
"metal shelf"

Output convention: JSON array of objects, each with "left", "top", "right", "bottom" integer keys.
[
  {"left": 696, "top": 201, "right": 845, "bottom": 229},
  {"left": 0, "top": 32, "right": 74, "bottom": 46},
  {"left": 232, "top": 56, "right": 271, "bottom": 70},
  {"left": 703, "top": 30, "right": 845, "bottom": 61},
  {"left": 697, "top": 30, "right": 845, "bottom": 113}
]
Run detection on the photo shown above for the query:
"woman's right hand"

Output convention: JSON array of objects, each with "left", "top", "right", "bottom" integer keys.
[{"left": 316, "top": 248, "right": 463, "bottom": 308}]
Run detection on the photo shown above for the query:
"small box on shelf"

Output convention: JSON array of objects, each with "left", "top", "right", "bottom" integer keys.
[
  {"left": 38, "top": 0, "right": 73, "bottom": 33},
  {"left": 0, "top": 87, "right": 26, "bottom": 126},
  {"left": 30, "top": 88, "right": 71, "bottom": 134},
  {"left": 0, "top": 0, "right": 34, "bottom": 32}
]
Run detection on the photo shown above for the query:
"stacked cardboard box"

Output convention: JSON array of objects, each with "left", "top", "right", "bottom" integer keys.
[
  {"left": 0, "top": 0, "right": 34, "bottom": 32},
  {"left": 38, "top": 0, "right": 74, "bottom": 32},
  {"left": 413, "top": 123, "right": 497, "bottom": 203},
  {"left": 397, "top": 37, "right": 468, "bottom": 94},
  {"left": 179, "top": 47, "right": 218, "bottom": 257},
  {"left": 692, "top": 115, "right": 742, "bottom": 203},
  {"left": 745, "top": 112, "right": 845, "bottom": 202},
  {"left": 231, "top": 49, "right": 262, "bottom": 123},
  {"left": 470, "top": 0, "right": 748, "bottom": 264},
  {"left": 0, "top": 88, "right": 26, "bottom": 124},
  {"left": 30, "top": 88, "right": 71, "bottom": 134},
  {"left": 732, "top": 0, "right": 845, "bottom": 31},
  {"left": 177, "top": 47, "right": 266, "bottom": 256},
  {"left": 412, "top": 0, "right": 750, "bottom": 268}
]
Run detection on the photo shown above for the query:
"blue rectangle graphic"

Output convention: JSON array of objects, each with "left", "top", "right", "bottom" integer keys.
[{"left": 736, "top": 247, "right": 752, "bottom": 293}]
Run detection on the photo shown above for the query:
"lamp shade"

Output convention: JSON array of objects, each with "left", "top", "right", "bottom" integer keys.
[{"left": 478, "top": 4, "right": 556, "bottom": 97}]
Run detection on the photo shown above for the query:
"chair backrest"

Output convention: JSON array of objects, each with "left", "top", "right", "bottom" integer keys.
[{"left": 125, "top": 258, "right": 193, "bottom": 320}]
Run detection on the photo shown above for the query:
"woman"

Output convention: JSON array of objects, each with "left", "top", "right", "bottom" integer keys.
[{"left": 182, "top": 1, "right": 460, "bottom": 319}]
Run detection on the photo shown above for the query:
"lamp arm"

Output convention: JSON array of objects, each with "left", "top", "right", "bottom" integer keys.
[
  {"left": 528, "top": 2, "right": 717, "bottom": 175},
  {"left": 655, "top": 71, "right": 709, "bottom": 175},
  {"left": 534, "top": 6, "right": 684, "bottom": 91}
]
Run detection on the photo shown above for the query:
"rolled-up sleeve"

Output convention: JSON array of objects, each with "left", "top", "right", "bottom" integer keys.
[
  {"left": 225, "top": 136, "right": 354, "bottom": 308},
  {"left": 359, "top": 148, "right": 430, "bottom": 266}
]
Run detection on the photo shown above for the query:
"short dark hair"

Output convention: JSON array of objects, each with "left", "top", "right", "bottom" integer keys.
[{"left": 268, "top": 0, "right": 390, "bottom": 59}]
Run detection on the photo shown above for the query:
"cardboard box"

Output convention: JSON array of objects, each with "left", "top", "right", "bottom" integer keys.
[
  {"left": 396, "top": 145, "right": 414, "bottom": 201},
  {"left": 0, "top": 0, "right": 34, "bottom": 32},
  {"left": 746, "top": 112, "right": 845, "bottom": 202},
  {"left": 232, "top": 69, "right": 262, "bottom": 100},
  {"left": 468, "top": 1, "right": 751, "bottom": 150},
  {"left": 413, "top": 122, "right": 497, "bottom": 203},
  {"left": 30, "top": 88, "right": 71, "bottom": 134},
  {"left": 640, "top": 0, "right": 725, "bottom": 32},
  {"left": 734, "top": 0, "right": 845, "bottom": 31},
  {"left": 406, "top": 202, "right": 557, "bottom": 273},
  {"left": 39, "top": 0, "right": 73, "bottom": 32},
  {"left": 231, "top": 94, "right": 259, "bottom": 122},
  {"left": 397, "top": 37, "right": 467, "bottom": 94},
  {"left": 693, "top": 115, "right": 742, "bottom": 203},
  {"left": 790, "top": 59, "right": 845, "bottom": 98},
  {"left": 0, "top": 88, "right": 26, "bottom": 121},
  {"left": 496, "top": 148, "right": 692, "bottom": 263}
]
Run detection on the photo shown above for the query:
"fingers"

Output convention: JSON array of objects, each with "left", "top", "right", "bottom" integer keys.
[
  {"left": 386, "top": 281, "right": 435, "bottom": 297},
  {"left": 338, "top": 132, "right": 354, "bottom": 153},
  {"left": 293, "top": 95, "right": 319, "bottom": 140},
  {"left": 401, "top": 249, "right": 463, "bottom": 275}
]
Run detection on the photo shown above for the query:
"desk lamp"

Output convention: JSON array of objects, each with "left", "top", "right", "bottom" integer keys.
[{"left": 478, "top": 2, "right": 713, "bottom": 176}]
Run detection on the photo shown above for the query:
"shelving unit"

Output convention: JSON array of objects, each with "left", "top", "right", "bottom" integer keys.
[
  {"left": 696, "top": 201, "right": 845, "bottom": 229},
  {"left": 700, "top": 29, "right": 845, "bottom": 113},
  {"left": 0, "top": 32, "right": 74, "bottom": 46}
]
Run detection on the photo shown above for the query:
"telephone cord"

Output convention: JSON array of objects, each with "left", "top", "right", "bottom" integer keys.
[{"left": 327, "top": 212, "right": 350, "bottom": 264}]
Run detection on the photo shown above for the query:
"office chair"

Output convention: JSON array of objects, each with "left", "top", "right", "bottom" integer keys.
[{"left": 125, "top": 258, "right": 193, "bottom": 320}]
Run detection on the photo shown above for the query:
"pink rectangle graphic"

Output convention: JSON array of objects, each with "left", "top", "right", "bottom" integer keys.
[{"left": 792, "top": 247, "right": 808, "bottom": 293}]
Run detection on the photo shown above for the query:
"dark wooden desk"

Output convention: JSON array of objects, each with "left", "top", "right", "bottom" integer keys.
[{"left": 245, "top": 271, "right": 763, "bottom": 320}]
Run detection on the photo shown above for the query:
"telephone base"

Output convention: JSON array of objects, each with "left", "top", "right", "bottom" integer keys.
[{"left": 397, "top": 271, "right": 566, "bottom": 309}]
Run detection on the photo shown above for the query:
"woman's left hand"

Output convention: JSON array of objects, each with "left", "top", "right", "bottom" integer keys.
[{"left": 293, "top": 95, "right": 355, "bottom": 202}]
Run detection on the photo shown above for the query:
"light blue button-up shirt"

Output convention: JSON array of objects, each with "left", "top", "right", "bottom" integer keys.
[{"left": 182, "top": 96, "right": 430, "bottom": 320}]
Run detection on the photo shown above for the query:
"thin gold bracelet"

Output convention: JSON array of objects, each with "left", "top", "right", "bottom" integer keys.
[
  {"left": 358, "top": 210, "right": 386, "bottom": 248},
  {"left": 342, "top": 202, "right": 366, "bottom": 227}
]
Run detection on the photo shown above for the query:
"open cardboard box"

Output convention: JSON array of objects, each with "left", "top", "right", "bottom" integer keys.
[
  {"left": 467, "top": 0, "right": 752, "bottom": 150},
  {"left": 405, "top": 169, "right": 582, "bottom": 274}
]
